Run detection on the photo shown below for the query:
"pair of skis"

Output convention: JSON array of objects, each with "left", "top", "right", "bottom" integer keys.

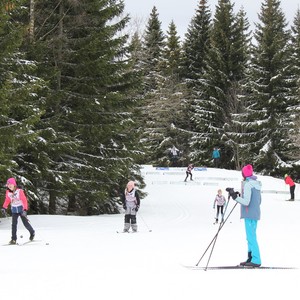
[
  {"left": 2, "top": 239, "right": 43, "bottom": 246},
  {"left": 184, "top": 265, "right": 296, "bottom": 270}
]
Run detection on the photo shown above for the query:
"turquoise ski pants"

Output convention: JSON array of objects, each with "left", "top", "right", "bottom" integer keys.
[{"left": 244, "top": 219, "right": 261, "bottom": 264}]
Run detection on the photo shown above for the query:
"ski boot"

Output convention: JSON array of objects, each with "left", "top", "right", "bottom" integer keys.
[
  {"left": 29, "top": 232, "right": 35, "bottom": 241},
  {"left": 240, "top": 252, "right": 252, "bottom": 266}
]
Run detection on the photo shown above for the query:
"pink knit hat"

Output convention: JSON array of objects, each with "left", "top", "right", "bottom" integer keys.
[
  {"left": 242, "top": 164, "right": 253, "bottom": 178},
  {"left": 6, "top": 177, "right": 17, "bottom": 186}
]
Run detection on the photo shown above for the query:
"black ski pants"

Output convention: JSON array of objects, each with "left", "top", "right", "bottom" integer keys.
[
  {"left": 290, "top": 185, "right": 295, "bottom": 200},
  {"left": 11, "top": 213, "right": 35, "bottom": 241},
  {"left": 124, "top": 214, "right": 137, "bottom": 224}
]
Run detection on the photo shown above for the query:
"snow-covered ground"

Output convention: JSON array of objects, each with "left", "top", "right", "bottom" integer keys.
[{"left": 1, "top": 165, "right": 299, "bottom": 300}]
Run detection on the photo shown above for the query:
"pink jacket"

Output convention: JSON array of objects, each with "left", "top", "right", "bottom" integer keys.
[
  {"left": 3, "top": 188, "right": 28, "bottom": 210},
  {"left": 285, "top": 176, "right": 295, "bottom": 187}
]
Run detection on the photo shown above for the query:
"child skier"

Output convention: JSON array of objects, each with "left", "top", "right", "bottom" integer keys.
[
  {"left": 213, "top": 189, "right": 226, "bottom": 224},
  {"left": 184, "top": 164, "right": 194, "bottom": 182},
  {"left": 121, "top": 181, "right": 140, "bottom": 232},
  {"left": 1, "top": 177, "right": 35, "bottom": 244}
]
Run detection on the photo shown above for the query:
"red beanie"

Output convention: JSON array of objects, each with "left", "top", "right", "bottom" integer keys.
[{"left": 242, "top": 164, "right": 253, "bottom": 178}]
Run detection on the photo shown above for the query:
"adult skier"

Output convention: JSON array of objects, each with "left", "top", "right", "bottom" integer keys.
[
  {"left": 212, "top": 147, "right": 221, "bottom": 168},
  {"left": 284, "top": 174, "right": 296, "bottom": 201},
  {"left": 121, "top": 181, "right": 140, "bottom": 232},
  {"left": 184, "top": 164, "right": 194, "bottom": 182},
  {"left": 1, "top": 177, "right": 35, "bottom": 244},
  {"left": 169, "top": 145, "right": 180, "bottom": 166},
  {"left": 226, "top": 164, "right": 262, "bottom": 267}
]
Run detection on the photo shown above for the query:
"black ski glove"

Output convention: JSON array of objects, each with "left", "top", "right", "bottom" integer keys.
[
  {"left": 135, "top": 205, "right": 139, "bottom": 212},
  {"left": 225, "top": 188, "right": 240, "bottom": 200},
  {"left": 1, "top": 208, "right": 6, "bottom": 216},
  {"left": 123, "top": 204, "right": 127, "bottom": 210}
]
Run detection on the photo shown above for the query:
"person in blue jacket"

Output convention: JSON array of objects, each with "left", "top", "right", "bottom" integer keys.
[
  {"left": 227, "top": 164, "right": 262, "bottom": 267},
  {"left": 212, "top": 147, "right": 220, "bottom": 168}
]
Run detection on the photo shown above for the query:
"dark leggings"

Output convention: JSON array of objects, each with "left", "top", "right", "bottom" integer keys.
[
  {"left": 185, "top": 171, "right": 192, "bottom": 181},
  {"left": 290, "top": 185, "right": 295, "bottom": 200},
  {"left": 217, "top": 205, "right": 224, "bottom": 215},
  {"left": 124, "top": 214, "right": 137, "bottom": 224},
  {"left": 11, "top": 213, "right": 35, "bottom": 240}
]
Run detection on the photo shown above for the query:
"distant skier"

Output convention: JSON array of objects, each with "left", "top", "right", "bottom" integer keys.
[
  {"left": 184, "top": 164, "right": 194, "bottom": 182},
  {"left": 213, "top": 189, "right": 226, "bottom": 224},
  {"left": 212, "top": 147, "right": 221, "bottom": 168},
  {"left": 1, "top": 177, "right": 35, "bottom": 245},
  {"left": 121, "top": 181, "right": 140, "bottom": 232},
  {"left": 169, "top": 145, "right": 180, "bottom": 166},
  {"left": 226, "top": 164, "right": 262, "bottom": 268},
  {"left": 284, "top": 174, "right": 295, "bottom": 201}
]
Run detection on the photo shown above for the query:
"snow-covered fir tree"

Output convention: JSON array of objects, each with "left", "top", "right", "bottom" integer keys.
[
  {"left": 189, "top": 0, "right": 250, "bottom": 167},
  {"left": 0, "top": 1, "right": 47, "bottom": 207},
  {"left": 241, "top": 0, "right": 295, "bottom": 174},
  {"left": 138, "top": 6, "right": 168, "bottom": 165},
  {"left": 222, "top": 8, "right": 252, "bottom": 169},
  {"left": 179, "top": 0, "right": 212, "bottom": 165},
  {"left": 286, "top": 9, "right": 300, "bottom": 165},
  {"left": 2, "top": 0, "right": 144, "bottom": 215}
]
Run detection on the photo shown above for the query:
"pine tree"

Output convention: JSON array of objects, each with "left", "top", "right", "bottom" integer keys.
[
  {"left": 0, "top": 0, "right": 47, "bottom": 204},
  {"left": 222, "top": 8, "right": 252, "bottom": 169},
  {"left": 286, "top": 9, "right": 300, "bottom": 164},
  {"left": 157, "top": 20, "right": 188, "bottom": 166},
  {"left": 179, "top": 0, "right": 212, "bottom": 164},
  {"left": 138, "top": 6, "right": 167, "bottom": 165},
  {"left": 181, "top": 0, "right": 211, "bottom": 85},
  {"left": 242, "top": 0, "right": 294, "bottom": 173},
  {"left": 22, "top": 0, "right": 143, "bottom": 214},
  {"left": 189, "top": 0, "right": 250, "bottom": 167},
  {"left": 142, "top": 6, "right": 165, "bottom": 93},
  {"left": 3, "top": 0, "right": 79, "bottom": 214}
]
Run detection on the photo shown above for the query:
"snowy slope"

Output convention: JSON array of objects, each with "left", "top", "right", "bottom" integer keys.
[{"left": 0, "top": 165, "right": 299, "bottom": 300}]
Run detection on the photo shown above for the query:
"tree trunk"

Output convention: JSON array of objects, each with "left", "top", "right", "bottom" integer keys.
[
  {"left": 67, "top": 194, "right": 77, "bottom": 214},
  {"left": 29, "top": 0, "right": 35, "bottom": 42},
  {"left": 48, "top": 188, "right": 56, "bottom": 214}
]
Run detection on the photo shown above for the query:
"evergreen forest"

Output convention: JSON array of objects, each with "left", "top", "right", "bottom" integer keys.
[{"left": 0, "top": 0, "right": 299, "bottom": 215}]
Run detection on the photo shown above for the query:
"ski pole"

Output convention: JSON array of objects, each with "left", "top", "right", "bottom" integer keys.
[
  {"left": 203, "top": 195, "right": 231, "bottom": 269},
  {"left": 1, "top": 209, "right": 9, "bottom": 219},
  {"left": 195, "top": 196, "right": 230, "bottom": 266},
  {"left": 196, "top": 200, "right": 238, "bottom": 267},
  {"left": 137, "top": 211, "right": 152, "bottom": 232},
  {"left": 203, "top": 201, "right": 238, "bottom": 270}
]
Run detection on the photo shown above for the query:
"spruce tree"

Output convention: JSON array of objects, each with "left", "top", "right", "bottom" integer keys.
[
  {"left": 243, "top": 0, "right": 294, "bottom": 174},
  {"left": 0, "top": 0, "right": 47, "bottom": 207},
  {"left": 189, "top": 0, "right": 250, "bottom": 167},
  {"left": 285, "top": 9, "right": 300, "bottom": 166},
  {"left": 180, "top": 0, "right": 212, "bottom": 164},
  {"left": 138, "top": 6, "right": 167, "bottom": 165},
  {"left": 26, "top": 0, "right": 143, "bottom": 214},
  {"left": 222, "top": 8, "right": 252, "bottom": 169},
  {"left": 158, "top": 20, "right": 187, "bottom": 166},
  {"left": 181, "top": 0, "right": 211, "bottom": 85}
]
